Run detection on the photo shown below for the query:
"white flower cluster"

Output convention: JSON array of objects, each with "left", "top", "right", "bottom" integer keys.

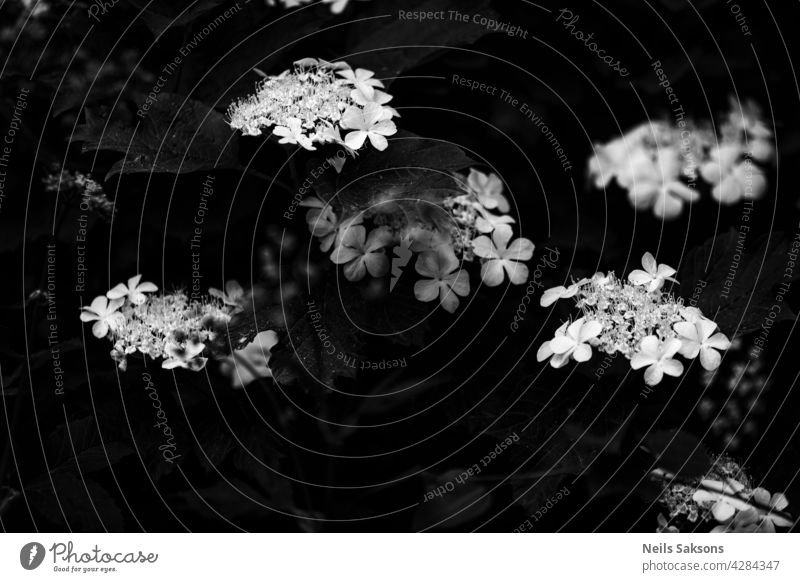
[
  {"left": 227, "top": 57, "right": 398, "bottom": 152},
  {"left": 80, "top": 275, "right": 233, "bottom": 372},
  {"left": 656, "top": 458, "right": 793, "bottom": 533},
  {"left": 538, "top": 253, "right": 731, "bottom": 385},
  {"left": 588, "top": 98, "right": 774, "bottom": 218},
  {"left": 265, "top": 0, "right": 370, "bottom": 14},
  {"left": 302, "top": 168, "right": 534, "bottom": 313}
]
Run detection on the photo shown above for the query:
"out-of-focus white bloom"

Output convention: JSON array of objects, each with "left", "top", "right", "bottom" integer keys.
[
  {"left": 630, "top": 336, "right": 684, "bottom": 385},
  {"left": 674, "top": 318, "right": 731, "bottom": 371},
  {"left": 471, "top": 229, "right": 534, "bottom": 286},
  {"left": 700, "top": 145, "right": 767, "bottom": 204},
  {"left": 622, "top": 147, "right": 699, "bottom": 219},
  {"left": 587, "top": 99, "right": 774, "bottom": 217},
  {"left": 107, "top": 274, "right": 158, "bottom": 305},
  {"left": 628, "top": 252, "right": 678, "bottom": 292},
  {"left": 588, "top": 123, "right": 660, "bottom": 189},
  {"left": 331, "top": 225, "right": 393, "bottom": 281},
  {"left": 219, "top": 330, "right": 279, "bottom": 388},
  {"left": 413, "top": 246, "right": 470, "bottom": 313},
  {"left": 80, "top": 296, "right": 125, "bottom": 338}
]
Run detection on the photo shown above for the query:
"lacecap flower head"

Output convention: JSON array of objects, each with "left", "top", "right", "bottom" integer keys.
[
  {"left": 227, "top": 58, "right": 398, "bottom": 152},
  {"left": 538, "top": 253, "right": 731, "bottom": 385},
  {"left": 80, "top": 275, "right": 237, "bottom": 371}
]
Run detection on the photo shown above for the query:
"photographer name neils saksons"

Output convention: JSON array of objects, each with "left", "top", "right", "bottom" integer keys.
[{"left": 643, "top": 543, "right": 724, "bottom": 554}]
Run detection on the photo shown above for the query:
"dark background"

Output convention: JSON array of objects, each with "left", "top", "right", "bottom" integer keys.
[{"left": 1, "top": 0, "right": 799, "bottom": 532}]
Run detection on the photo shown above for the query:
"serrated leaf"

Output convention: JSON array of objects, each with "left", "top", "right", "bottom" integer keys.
[
  {"left": 679, "top": 229, "right": 796, "bottom": 337},
  {"left": 124, "top": 0, "right": 229, "bottom": 37},
  {"left": 74, "top": 93, "right": 240, "bottom": 179},
  {"left": 333, "top": 130, "right": 473, "bottom": 221},
  {"left": 270, "top": 292, "right": 362, "bottom": 386},
  {"left": 346, "top": 0, "right": 497, "bottom": 85}
]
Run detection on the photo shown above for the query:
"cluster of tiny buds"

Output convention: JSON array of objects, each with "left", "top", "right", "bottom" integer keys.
[
  {"left": 538, "top": 252, "right": 732, "bottom": 386},
  {"left": 301, "top": 168, "right": 533, "bottom": 313},
  {"left": 227, "top": 57, "right": 398, "bottom": 152},
  {"left": 588, "top": 97, "right": 775, "bottom": 218},
  {"left": 43, "top": 166, "right": 115, "bottom": 221}
]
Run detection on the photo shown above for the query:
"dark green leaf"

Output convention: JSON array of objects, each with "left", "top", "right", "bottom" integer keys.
[
  {"left": 28, "top": 473, "right": 124, "bottom": 531},
  {"left": 679, "top": 229, "right": 796, "bottom": 337},
  {"left": 346, "top": 0, "right": 497, "bottom": 85},
  {"left": 333, "top": 130, "right": 473, "bottom": 221},
  {"left": 642, "top": 429, "right": 712, "bottom": 479},
  {"left": 74, "top": 94, "right": 240, "bottom": 178}
]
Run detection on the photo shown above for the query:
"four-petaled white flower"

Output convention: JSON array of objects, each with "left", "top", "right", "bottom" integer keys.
[
  {"left": 467, "top": 169, "right": 510, "bottom": 213},
  {"left": 337, "top": 67, "right": 384, "bottom": 99},
  {"left": 331, "top": 225, "right": 392, "bottom": 281},
  {"left": 674, "top": 318, "right": 731, "bottom": 370},
  {"left": 471, "top": 229, "right": 534, "bottom": 286},
  {"left": 350, "top": 88, "right": 396, "bottom": 119},
  {"left": 475, "top": 206, "right": 515, "bottom": 239},
  {"left": 628, "top": 252, "right": 678, "bottom": 292},
  {"left": 106, "top": 274, "right": 158, "bottom": 305},
  {"left": 209, "top": 280, "right": 245, "bottom": 309},
  {"left": 80, "top": 296, "right": 125, "bottom": 338},
  {"left": 219, "top": 330, "right": 279, "bottom": 388},
  {"left": 540, "top": 279, "right": 589, "bottom": 307},
  {"left": 162, "top": 340, "right": 207, "bottom": 371},
  {"left": 273, "top": 117, "right": 316, "bottom": 150},
  {"left": 340, "top": 103, "right": 397, "bottom": 151},
  {"left": 630, "top": 336, "right": 684, "bottom": 385},
  {"left": 537, "top": 317, "right": 602, "bottom": 368},
  {"left": 413, "top": 246, "right": 470, "bottom": 313}
]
